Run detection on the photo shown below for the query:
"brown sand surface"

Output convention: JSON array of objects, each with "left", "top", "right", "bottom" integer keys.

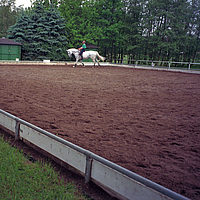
[{"left": 0, "top": 64, "right": 200, "bottom": 200}]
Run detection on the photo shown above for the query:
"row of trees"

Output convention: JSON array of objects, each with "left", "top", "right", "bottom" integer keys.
[
  {"left": 1, "top": 0, "right": 200, "bottom": 62},
  {"left": 59, "top": 0, "right": 200, "bottom": 63}
]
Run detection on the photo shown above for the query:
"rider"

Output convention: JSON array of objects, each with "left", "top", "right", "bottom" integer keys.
[{"left": 78, "top": 41, "right": 86, "bottom": 60}]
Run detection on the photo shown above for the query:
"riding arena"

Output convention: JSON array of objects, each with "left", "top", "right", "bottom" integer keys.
[{"left": 0, "top": 62, "right": 199, "bottom": 200}]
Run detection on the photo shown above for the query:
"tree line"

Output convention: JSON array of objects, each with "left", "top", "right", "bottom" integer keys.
[{"left": 1, "top": 0, "right": 200, "bottom": 62}]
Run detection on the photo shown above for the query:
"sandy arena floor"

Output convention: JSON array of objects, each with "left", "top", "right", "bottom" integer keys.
[{"left": 0, "top": 64, "right": 200, "bottom": 200}]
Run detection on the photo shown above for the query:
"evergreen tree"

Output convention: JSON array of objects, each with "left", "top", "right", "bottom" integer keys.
[
  {"left": 32, "top": 0, "right": 59, "bottom": 7},
  {"left": 8, "top": 3, "right": 68, "bottom": 61},
  {"left": 7, "top": 10, "right": 32, "bottom": 59}
]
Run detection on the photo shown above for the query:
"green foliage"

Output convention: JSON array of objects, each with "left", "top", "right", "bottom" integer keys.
[
  {"left": 0, "top": 136, "right": 87, "bottom": 199},
  {"left": 3, "top": 0, "right": 200, "bottom": 62},
  {"left": 58, "top": 0, "right": 200, "bottom": 63},
  {"left": 8, "top": 3, "right": 68, "bottom": 61},
  {"left": 59, "top": 0, "right": 85, "bottom": 48},
  {"left": 0, "top": 0, "right": 23, "bottom": 38}
]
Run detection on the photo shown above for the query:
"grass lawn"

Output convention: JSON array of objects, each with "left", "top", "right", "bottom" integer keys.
[{"left": 0, "top": 136, "right": 87, "bottom": 200}]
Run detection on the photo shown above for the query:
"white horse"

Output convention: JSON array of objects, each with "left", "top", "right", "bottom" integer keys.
[{"left": 66, "top": 48, "right": 106, "bottom": 67}]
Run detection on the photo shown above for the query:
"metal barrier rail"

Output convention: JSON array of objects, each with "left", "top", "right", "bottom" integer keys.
[{"left": 0, "top": 109, "right": 189, "bottom": 200}]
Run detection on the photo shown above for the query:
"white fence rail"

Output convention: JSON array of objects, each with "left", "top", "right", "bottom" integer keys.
[
  {"left": 1, "top": 60, "right": 200, "bottom": 72},
  {"left": 0, "top": 109, "right": 189, "bottom": 200},
  {"left": 110, "top": 59, "right": 200, "bottom": 70}
]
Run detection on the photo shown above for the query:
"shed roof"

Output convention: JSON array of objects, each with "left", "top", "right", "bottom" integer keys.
[
  {"left": 0, "top": 37, "right": 22, "bottom": 46},
  {"left": 87, "top": 44, "right": 99, "bottom": 49}
]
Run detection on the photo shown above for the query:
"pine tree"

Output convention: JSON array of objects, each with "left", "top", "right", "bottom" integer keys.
[{"left": 8, "top": 3, "right": 68, "bottom": 61}]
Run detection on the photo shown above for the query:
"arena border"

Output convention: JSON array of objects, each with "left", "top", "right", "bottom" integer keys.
[
  {"left": 1, "top": 60, "right": 200, "bottom": 75},
  {"left": 0, "top": 109, "right": 190, "bottom": 200},
  {"left": 102, "top": 63, "right": 200, "bottom": 74},
  {"left": 0, "top": 60, "right": 68, "bottom": 65},
  {"left": 75, "top": 61, "right": 200, "bottom": 74}
]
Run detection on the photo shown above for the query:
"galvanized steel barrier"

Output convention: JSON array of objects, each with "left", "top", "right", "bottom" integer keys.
[{"left": 0, "top": 109, "right": 189, "bottom": 200}]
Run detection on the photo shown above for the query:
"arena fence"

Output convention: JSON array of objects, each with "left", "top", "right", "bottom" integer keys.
[
  {"left": 0, "top": 109, "right": 190, "bottom": 200},
  {"left": 1, "top": 59, "right": 200, "bottom": 73},
  {"left": 110, "top": 59, "right": 200, "bottom": 70}
]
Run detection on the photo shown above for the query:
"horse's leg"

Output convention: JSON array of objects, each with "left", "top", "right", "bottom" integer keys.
[
  {"left": 91, "top": 57, "right": 96, "bottom": 68},
  {"left": 73, "top": 59, "right": 78, "bottom": 67},
  {"left": 80, "top": 60, "right": 85, "bottom": 67},
  {"left": 96, "top": 57, "right": 100, "bottom": 66}
]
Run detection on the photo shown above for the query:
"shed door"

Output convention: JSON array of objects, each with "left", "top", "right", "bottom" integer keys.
[
  {"left": 10, "top": 45, "right": 19, "bottom": 60},
  {"left": 0, "top": 45, "right": 20, "bottom": 60}
]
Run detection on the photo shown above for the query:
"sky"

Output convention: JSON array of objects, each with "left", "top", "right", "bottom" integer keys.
[{"left": 15, "top": 0, "right": 32, "bottom": 8}]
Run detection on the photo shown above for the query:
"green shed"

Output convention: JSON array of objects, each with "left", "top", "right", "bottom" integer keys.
[
  {"left": 0, "top": 37, "right": 22, "bottom": 61},
  {"left": 84, "top": 44, "right": 99, "bottom": 62}
]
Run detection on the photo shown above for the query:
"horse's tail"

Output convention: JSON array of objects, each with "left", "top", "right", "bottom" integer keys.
[{"left": 96, "top": 52, "right": 106, "bottom": 61}]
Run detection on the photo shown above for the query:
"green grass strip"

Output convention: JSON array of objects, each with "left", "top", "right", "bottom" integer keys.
[{"left": 0, "top": 136, "right": 87, "bottom": 200}]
